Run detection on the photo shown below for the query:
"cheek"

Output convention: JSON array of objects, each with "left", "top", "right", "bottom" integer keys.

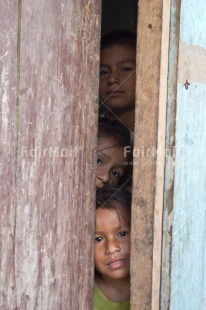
[
  {"left": 130, "top": 79, "right": 136, "bottom": 94},
  {"left": 96, "top": 165, "right": 100, "bottom": 175},
  {"left": 124, "top": 76, "right": 135, "bottom": 91},
  {"left": 96, "top": 163, "right": 104, "bottom": 172},
  {"left": 95, "top": 247, "right": 103, "bottom": 265},
  {"left": 109, "top": 178, "right": 119, "bottom": 186},
  {"left": 99, "top": 79, "right": 106, "bottom": 92},
  {"left": 121, "top": 239, "right": 130, "bottom": 253}
]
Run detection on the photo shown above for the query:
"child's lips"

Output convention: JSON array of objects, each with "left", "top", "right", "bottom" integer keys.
[
  {"left": 107, "top": 258, "right": 128, "bottom": 270},
  {"left": 106, "top": 90, "right": 124, "bottom": 97}
]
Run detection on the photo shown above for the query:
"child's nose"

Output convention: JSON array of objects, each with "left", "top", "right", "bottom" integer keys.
[
  {"left": 107, "top": 70, "right": 120, "bottom": 85},
  {"left": 106, "top": 238, "right": 120, "bottom": 255},
  {"left": 98, "top": 167, "right": 110, "bottom": 184}
]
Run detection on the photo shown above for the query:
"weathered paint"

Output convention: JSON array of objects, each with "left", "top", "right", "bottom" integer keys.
[
  {"left": 160, "top": 0, "right": 181, "bottom": 308},
  {"left": 170, "top": 0, "right": 206, "bottom": 309},
  {"left": 151, "top": 0, "right": 171, "bottom": 309},
  {"left": 0, "top": 1, "right": 101, "bottom": 309}
]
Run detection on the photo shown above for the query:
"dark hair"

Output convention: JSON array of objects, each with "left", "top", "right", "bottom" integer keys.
[
  {"left": 96, "top": 186, "right": 131, "bottom": 227},
  {"left": 101, "top": 29, "right": 136, "bottom": 51},
  {"left": 98, "top": 118, "right": 131, "bottom": 147}
]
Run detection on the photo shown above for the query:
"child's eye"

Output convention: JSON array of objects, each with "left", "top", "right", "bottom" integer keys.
[
  {"left": 97, "top": 157, "right": 102, "bottom": 165},
  {"left": 95, "top": 236, "right": 103, "bottom": 243},
  {"left": 100, "top": 69, "right": 109, "bottom": 76},
  {"left": 111, "top": 170, "right": 120, "bottom": 178},
  {"left": 119, "top": 231, "right": 129, "bottom": 237},
  {"left": 121, "top": 67, "right": 133, "bottom": 72}
]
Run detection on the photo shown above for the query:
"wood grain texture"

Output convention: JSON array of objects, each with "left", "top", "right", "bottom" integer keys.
[
  {"left": 0, "top": 1, "right": 18, "bottom": 309},
  {"left": 152, "top": 0, "right": 171, "bottom": 308},
  {"left": 131, "top": 0, "right": 163, "bottom": 309},
  {"left": 160, "top": 0, "right": 181, "bottom": 308},
  {"left": 0, "top": 1, "right": 101, "bottom": 309}
]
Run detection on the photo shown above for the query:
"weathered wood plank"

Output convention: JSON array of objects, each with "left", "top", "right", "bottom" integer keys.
[
  {"left": 160, "top": 0, "right": 181, "bottom": 308},
  {"left": 1, "top": 1, "right": 101, "bottom": 309},
  {"left": 151, "top": 0, "right": 171, "bottom": 309},
  {"left": 0, "top": 1, "right": 18, "bottom": 308},
  {"left": 131, "top": 0, "right": 164, "bottom": 308}
]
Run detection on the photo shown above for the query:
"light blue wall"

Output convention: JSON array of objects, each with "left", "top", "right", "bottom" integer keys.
[
  {"left": 170, "top": 0, "right": 206, "bottom": 309},
  {"left": 180, "top": 0, "right": 206, "bottom": 49}
]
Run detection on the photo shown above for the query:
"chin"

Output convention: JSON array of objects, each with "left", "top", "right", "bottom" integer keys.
[
  {"left": 96, "top": 182, "right": 104, "bottom": 189},
  {"left": 106, "top": 103, "right": 131, "bottom": 113},
  {"left": 109, "top": 273, "right": 130, "bottom": 281}
]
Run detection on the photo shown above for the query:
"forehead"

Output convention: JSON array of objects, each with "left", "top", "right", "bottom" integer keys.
[
  {"left": 96, "top": 204, "right": 129, "bottom": 229},
  {"left": 97, "top": 136, "right": 125, "bottom": 159},
  {"left": 100, "top": 44, "right": 136, "bottom": 64},
  {"left": 97, "top": 135, "right": 122, "bottom": 148},
  {"left": 97, "top": 133, "right": 121, "bottom": 146}
]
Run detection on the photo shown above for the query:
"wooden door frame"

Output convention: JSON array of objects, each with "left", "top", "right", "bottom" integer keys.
[
  {"left": 131, "top": 0, "right": 174, "bottom": 308},
  {"left": 160, "top": 0, "right": 181, "bottom": 309}
]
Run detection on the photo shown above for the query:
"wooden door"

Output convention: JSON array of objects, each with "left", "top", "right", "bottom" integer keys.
[{"left": 0, "top": 1, "right": 101, "bottom": 309}]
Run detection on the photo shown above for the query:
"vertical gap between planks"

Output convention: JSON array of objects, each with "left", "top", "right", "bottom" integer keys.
[{"left": 151, "top": 0, "right": 171, "bottom": 309}]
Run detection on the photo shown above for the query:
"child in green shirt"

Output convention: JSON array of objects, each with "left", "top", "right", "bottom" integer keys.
[{"left": 94, "top": 186, "right": 131, "bottom": 310}]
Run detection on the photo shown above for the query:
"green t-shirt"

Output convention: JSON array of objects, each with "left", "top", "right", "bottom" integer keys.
[{"left": 94, "top": 282, "right": 130, "bottom": 310}]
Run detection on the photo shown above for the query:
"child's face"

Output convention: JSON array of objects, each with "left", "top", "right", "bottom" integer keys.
[
  {"left": 96, "top": 136, "right": 127, "bottom": 189},
  {"left": 99, "top": 44, "right": 136, "bottom": 114},
  {"left": 95, "top": 206, "right": 130, "bottom": 281}
]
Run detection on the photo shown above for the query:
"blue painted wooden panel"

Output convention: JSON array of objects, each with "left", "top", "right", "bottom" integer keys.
[
  {"left": 170, "top": 0, "right": 206, "bottom": 309},
  {"left": 171, "top": 83, "right": 206, "bottom": 309},
  {"left": 180, "top": 0, "right": 206, "bottom": 49}
]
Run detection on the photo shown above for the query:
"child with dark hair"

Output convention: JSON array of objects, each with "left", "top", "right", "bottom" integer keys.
[
  {"left": 99, "top": 30, "right": 136, "bottom": 131},
  {"left": 96, "top": 118, "right": 133, "bottom": 189},
  {"left": 94, "top": 186, "right": 131, "bottom": 310}
]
